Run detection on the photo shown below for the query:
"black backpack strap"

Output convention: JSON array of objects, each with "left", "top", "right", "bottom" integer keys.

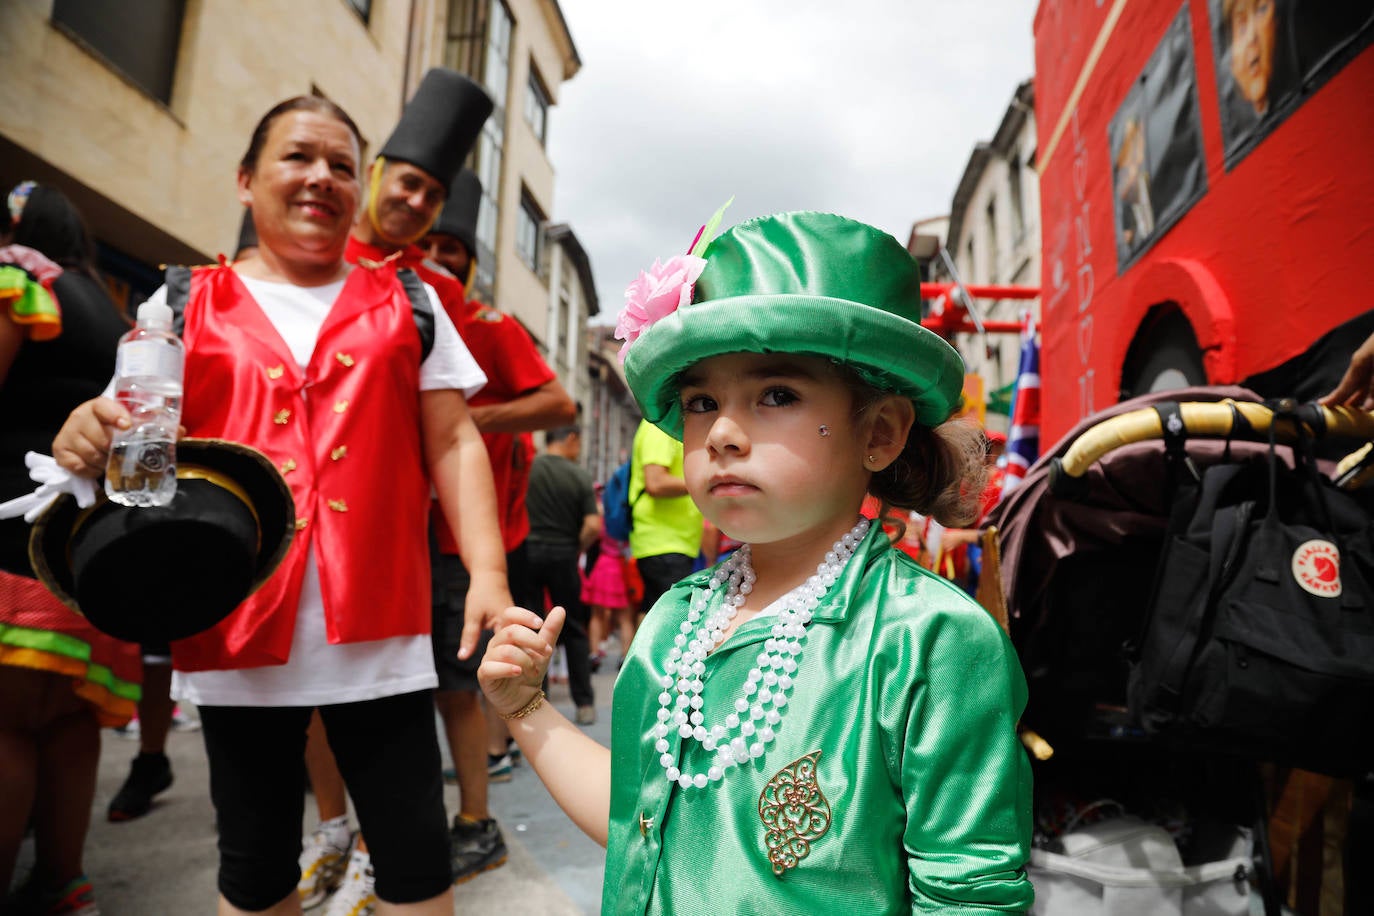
[
  {"left": 164, "top": 265, "right": 192, "bottom": 337},
  {"left": 1153, "top": 400, "right": 1200, "bottom": 488},
  {"left": 1294, "top": 400, "right": 1328, "bottom": 439},
  {"left": 1150, "top": 497, "right": 1250, "bottom": 715},
  {"left": 396, "top": 268, "right": 435, "bottom": 362}
]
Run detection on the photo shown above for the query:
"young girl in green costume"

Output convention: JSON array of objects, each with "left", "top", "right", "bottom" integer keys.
[{"left": 479, "top": 211, "right": 1033, "bottom": 914}]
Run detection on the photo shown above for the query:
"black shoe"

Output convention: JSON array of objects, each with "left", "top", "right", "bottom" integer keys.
[
  {"left": 107, "top": 752, "right": 173, "bottom": 822},
  {"left": 450, "top": 816, "right": 508, "bottom": 884}
]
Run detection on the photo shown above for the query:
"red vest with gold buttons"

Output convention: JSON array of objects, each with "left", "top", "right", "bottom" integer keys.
[{"left": 170, "top": 263, "right": 431, "bottom": 671}]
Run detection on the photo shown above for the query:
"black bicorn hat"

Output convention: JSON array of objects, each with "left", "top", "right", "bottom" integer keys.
[
  {"left": 29, "top": 439, "right": 295, "bottom": 644},
  {"left": 378, "top": 69, "right": 494, "bottom": 188},
  {"left": 430, "top": 169, "right": 482, "bottom": 258}
]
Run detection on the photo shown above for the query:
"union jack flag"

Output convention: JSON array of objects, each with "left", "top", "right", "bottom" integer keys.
[{"left": 1001, "top": 318, "right": 1040, "bottom": 496}]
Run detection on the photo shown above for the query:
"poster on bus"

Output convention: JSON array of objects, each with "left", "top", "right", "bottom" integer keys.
[
  {"left": 1108, "top": 6, "right": 1207, "bottom": 271},
  {"left": 1209, "top": 0, "right": 1374, "bottom": 167}
]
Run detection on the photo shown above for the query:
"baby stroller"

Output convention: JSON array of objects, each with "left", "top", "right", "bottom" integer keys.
[{"left": 980, "top": 386, "right": 1374, "bottom": 916}]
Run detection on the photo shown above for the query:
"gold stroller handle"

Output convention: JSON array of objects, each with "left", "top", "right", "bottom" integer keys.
[{"left": 1052, "top": 401, "right": 1374, "bottom": 490}]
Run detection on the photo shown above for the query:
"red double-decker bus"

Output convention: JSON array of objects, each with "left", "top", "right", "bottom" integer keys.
[{"left": 1033, "top": 0, "right": 1374, "bottom": 444}]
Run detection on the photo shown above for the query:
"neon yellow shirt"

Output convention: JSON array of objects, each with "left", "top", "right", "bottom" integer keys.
[{"left": 628, "top": 420, "right": 703, "bottom": 560}]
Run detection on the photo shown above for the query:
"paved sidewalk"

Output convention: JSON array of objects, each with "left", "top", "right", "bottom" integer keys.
[{"left": 13, "top": 665, "right": 618, "bottom": 914}]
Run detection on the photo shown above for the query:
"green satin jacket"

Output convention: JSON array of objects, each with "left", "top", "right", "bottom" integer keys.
[{"left": 603, "top": 524, "right": 1033, "bottom": 915}]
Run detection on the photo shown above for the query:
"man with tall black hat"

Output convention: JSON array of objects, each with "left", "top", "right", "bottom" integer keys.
[{"left": 419, "top": 170, "right": 576, "bottom": 882}]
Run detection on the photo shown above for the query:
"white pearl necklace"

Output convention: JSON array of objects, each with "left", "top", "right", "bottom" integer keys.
[{"left": 650, "top": 517, "right": 871, "bottom": 790}]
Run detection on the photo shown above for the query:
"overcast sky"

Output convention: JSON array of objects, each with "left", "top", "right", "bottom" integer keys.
[{"left": 546, "top": 0, "right": 1038, "bottom": 322}]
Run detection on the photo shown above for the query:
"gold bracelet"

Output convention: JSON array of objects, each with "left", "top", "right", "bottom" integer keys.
[{"left": 499, "top": 689, "right": 546, "bottom": 721}]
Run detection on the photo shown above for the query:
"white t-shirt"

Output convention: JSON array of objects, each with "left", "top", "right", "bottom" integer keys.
[{"left": 146, "top": 272, "right": 487, "bottom": 707}]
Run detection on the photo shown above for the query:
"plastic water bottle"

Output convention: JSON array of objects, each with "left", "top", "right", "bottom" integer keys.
[{"left": 105, "top": 300, "right": 185, "bottom": 507}]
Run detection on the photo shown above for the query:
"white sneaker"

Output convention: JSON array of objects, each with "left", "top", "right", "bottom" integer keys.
[
  {"left": 323, "top": 850, "right": 375, "bottom": 916},
  {"left": 548, "top": 645, "right": 569, "bottom": 684},
  {"left": 169, "top": 704, "right": 201, "bottom": 732},
  {"left": 297, "top": 824, "right": 352, "bottom": 909}
]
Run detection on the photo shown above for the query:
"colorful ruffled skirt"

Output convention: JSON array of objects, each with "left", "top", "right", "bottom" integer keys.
[{"left": 0, "top": 569, "right": 141, "bottom": 726}]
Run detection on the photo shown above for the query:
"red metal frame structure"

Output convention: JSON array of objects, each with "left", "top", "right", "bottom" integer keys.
[
  {"left": 1031, "top": 0, "right": 1374, "bottom": 445},
  {"left": 920, "top": 282, "right": 1038, "bottom": 337}
]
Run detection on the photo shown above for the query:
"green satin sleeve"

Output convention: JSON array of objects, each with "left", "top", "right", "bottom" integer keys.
[{"left": 887, "top": 564, "right": 1035, "bottom": 912}]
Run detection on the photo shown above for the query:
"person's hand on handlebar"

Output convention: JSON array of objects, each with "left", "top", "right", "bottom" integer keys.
[{"left": 1321, "top": 331, "right": 1374, "bottom": 411}]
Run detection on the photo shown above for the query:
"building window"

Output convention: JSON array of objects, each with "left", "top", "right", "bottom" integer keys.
[
  {"left": 525, "top": 66, "right": 550, "bottom": 146},
  {"left": 482, "top": 1, "right": 513, "bottom": 110},
  {"left": 343, "top": 0, "right": 371, "bottom": 22},
  {"left": 557, "top": 270, "right": 573, "bottom": 372},
  {"left": 446, "top": 0, "right": 513, "bottom": 298},
  {"left": 52, "top": 0, "right": 186, "bottom": 104},
  {"left": 984, "top": 200, "right": 998, "bottom": 283},
  {"left": 477, "top": 0, "right": 513, "bottom": 296},
  {"left": 444, "top": 0, "right": 486, "bottom": 75},
  {"left": 516, "top": 190, "right": 546, "bottom": 275},
  {"left": 1008, "top": 151, "right": 1026, "bottom": 241}
]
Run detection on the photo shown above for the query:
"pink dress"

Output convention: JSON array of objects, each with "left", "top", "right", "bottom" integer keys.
[{"left": 582, "top": 533, "right": 629, "bottom": 608}]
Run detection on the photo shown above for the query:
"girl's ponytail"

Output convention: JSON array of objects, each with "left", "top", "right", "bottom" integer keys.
[{"left": 869, "top": 415, "right": 988, "bottom": 528}]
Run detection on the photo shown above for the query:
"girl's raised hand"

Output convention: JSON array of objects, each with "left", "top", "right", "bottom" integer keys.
[{"left": 478, "top": 605, "right": 566, "bottom": 717}]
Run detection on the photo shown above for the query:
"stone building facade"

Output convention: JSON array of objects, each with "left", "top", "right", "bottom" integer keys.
[
  {"left": 943, "top": 79, "right": 1041, "bottom": 398},
  {"left": 0, "top": 0, "right": 588, "bottom": 377}
]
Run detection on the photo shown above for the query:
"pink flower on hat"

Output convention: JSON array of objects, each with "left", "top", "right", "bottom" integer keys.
[{"left": 615, "top": 254, "right": 706, "bottom": 362}]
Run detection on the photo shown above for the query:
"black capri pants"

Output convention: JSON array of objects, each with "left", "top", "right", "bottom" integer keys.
[{"left": 199, "top": 690, "right": 451, "bottom": 910}]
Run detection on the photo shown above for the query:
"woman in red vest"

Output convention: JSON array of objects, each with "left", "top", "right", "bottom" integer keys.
[{"left": 52, "top": 96, "right": 508, "bottom": 916}]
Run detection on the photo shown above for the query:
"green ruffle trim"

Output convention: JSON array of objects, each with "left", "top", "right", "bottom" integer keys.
[
  {"left": 0, "top": 622, "right": 141, "bottom": 701},
  {"left": 0, "top": 264, "right": 61, "bottom": 337}
]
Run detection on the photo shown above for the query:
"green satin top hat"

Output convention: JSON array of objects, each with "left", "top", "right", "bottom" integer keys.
[{"left": 622, "top": 211, "right": 965, "bottom": 439}]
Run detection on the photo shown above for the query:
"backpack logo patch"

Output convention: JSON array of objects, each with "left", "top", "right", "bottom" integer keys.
[{"left": 1292, "top": 540, "right": 1341, "bottom": 598}]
